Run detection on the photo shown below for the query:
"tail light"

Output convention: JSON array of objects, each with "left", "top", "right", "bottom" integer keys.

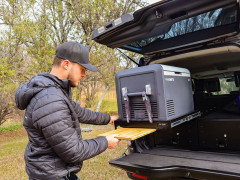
[{"left": 132, "top": 173, "right": 148, "bottom": 180}]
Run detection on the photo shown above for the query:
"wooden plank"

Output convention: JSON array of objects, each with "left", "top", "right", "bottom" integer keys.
[{"left": 97, "top": 128, "right": 156, "bottom": 140}]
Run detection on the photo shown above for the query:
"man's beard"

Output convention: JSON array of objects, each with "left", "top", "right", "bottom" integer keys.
[
  {"left": 69, "top": 80, "right": 78, "bottom": 87},
  {"left": 67, "top": 73, "right": 78, "bottom": 87}
]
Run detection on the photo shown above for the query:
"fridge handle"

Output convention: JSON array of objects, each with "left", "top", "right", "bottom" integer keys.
[{"left": 122, "top": 85, "right": 153, "bottom": 123}]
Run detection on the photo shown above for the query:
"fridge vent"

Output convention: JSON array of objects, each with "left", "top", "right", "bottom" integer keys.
[
  {"left": 167, "top": 100, "right": 175, "bottom": 117},
  {"left": 122, "top": 102, "right": 158, "bottom": 119}
]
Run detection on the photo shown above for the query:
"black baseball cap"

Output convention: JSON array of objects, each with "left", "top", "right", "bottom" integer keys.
[{"left": 55, "top": 41, "right": 98, "bottom": 72}]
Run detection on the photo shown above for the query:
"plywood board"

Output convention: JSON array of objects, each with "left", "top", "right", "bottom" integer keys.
[{"left": 97, "top": 128, "right": 156, "bottom": 140}]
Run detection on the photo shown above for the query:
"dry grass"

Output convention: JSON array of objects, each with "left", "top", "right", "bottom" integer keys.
[
  {"left": 0, "top": 124, "right": 130, "bottom": 180},
  {"left": 0, "top": 89, "right": 127, "bottom": 179},
  {"left": 76, "top": 88, "right": 118, "bottom": 114},
  {"left": 79, "top": 124, "right": 129, "bottom": 180}
]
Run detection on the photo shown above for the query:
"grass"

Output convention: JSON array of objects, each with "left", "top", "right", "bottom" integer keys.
[
  {"left": 0, "top": 90, "right": 127, "bottom": 179},
  {"left": 79, "top": 124, "right": 129, "bottom": 180},
  {"left": 0, "top": 122, "right": 23, "bottom": 132},
  {"left": 77, "top": 88, "right": 119, "bottom": 115},
  {"left": 97, "top": 89, "right": 118, "bottom": 115},
  {"left": 99, "top": 99, "right": 118, "bottom": 115},
  {"left": 0, "top": 124, "right": 130, "bottom": 180}
]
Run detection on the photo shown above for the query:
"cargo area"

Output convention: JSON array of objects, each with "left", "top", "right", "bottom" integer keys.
[
  {"left": 144, "top": 75, "right": 240, "bottom": 151},
  {"left": 112, "top": 72, "right": 240, "bottom": 179},
  {"left": 110, "top": 147, "right": 240, "bottom": 180},
  {"left": 115, "top": 69, "right": 240, "bottom": 150}
]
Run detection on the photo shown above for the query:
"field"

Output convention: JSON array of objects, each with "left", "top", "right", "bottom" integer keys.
[
  {"left": 0, "top": 89, "right": 130, "bottom": 180},
  {"left": 0, "top": 123, "right": 130, "bottom": 180}
]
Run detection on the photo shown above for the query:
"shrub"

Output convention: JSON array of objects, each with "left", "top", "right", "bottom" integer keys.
[{"left": 0, "top": 93, "right": 12, "bottom": 126}]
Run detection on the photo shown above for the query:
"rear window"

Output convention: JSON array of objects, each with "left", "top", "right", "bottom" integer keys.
[
  {"left": 218, "top": 77, "right": 239, "bottom": 95},
  {"left": 129, "top": 4, "right": 238, "bottom": 48}
]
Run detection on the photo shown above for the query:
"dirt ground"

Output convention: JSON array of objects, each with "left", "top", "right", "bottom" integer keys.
[{"left": 0, "top": 128, "right": 27, "bottom": 142}]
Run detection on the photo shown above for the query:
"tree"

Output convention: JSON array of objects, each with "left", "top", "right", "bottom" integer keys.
[
  {"left": 0, "top": 0, "right": 147, "bottom": 126},
  {"left": 67, "top": 0, "right": 146, "bottom": 108}
]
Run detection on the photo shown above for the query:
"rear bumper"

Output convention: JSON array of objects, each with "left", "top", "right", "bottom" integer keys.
[
  {"left": 110, "top": 160, "right": 240, "bottom": 180},
  {"left": 109, "top": 147, "right": 240, "bottom": 180}
]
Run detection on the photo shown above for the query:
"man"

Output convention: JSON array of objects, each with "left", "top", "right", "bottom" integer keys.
[{"left": 15, "top": 41, "right": 120, "bottom": 180}]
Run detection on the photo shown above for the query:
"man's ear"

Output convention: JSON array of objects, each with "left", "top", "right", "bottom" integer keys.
[{"left": 61, "top": 60, "right": 71, "bottom": 70}]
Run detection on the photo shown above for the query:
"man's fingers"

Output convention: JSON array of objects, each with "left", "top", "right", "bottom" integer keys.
[
  {"left": 109, "top": 115, "right": 119, "bottom": 125},
  {"left": 109, "top": 120, "right": 114, "bottom": 125},
  {"left": 111, "top": 134, "right": 119, "bottom": 138},
  {"left": 106, "top": 134, "right": 120, "bottom": 149}
]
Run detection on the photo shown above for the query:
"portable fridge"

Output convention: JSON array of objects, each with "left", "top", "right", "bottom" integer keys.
[{"left": 115, "top": 64, "right": 194, "bottom": 124}]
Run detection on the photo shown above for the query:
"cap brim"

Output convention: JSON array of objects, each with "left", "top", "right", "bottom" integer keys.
[{"left": 80, "top": 63, "right": 98, "bottom": 72}]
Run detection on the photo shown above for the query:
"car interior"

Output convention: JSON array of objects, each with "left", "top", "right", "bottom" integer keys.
[{"left": 137, "top": 50, "right": 240, "bottom": 153}]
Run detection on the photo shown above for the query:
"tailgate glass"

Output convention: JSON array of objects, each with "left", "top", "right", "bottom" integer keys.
[{"left": 129, "top": 4, "right": 238, "bottom": 48}]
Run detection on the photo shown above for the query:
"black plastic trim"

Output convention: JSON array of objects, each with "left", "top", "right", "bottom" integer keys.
[{"left": 110, "top": 157, "right": 240, "bottom": 180}]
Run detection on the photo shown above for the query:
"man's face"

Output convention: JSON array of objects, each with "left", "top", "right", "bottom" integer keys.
[{"left": 67, "top": 62, "right": 86, "bottom": 87}]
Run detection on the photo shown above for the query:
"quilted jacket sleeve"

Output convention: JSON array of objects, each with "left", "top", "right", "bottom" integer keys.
[
  {"left": 72, "top": 101, "right": 110, "bottom": 125},
  {"left": 32, "top": 93, "right": 108, "bottom": 164}
]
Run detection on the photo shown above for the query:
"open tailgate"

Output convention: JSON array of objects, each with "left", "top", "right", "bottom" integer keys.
[
  {"left": 110, "top": 147, "right": 240, "bottom": 180},
  {"left": 92, "top": 0, "right": 238, "bottom": 55}
]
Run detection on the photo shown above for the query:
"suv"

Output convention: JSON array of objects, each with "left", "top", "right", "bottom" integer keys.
[{"left": 92, "top": 0, "right": 240, "bottom": 179}]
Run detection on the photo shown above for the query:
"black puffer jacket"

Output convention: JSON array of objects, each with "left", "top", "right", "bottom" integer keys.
[{"left": 15, "top": 73, "right": 110, "bottom": 180}]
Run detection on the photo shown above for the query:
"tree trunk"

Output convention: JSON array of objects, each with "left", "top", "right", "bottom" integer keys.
[
  {"left": 95, "top": 84, "right": 112, "bottom": 112},
  {"left": 81, "top": 84, "right": 112, "bottom": 132}
]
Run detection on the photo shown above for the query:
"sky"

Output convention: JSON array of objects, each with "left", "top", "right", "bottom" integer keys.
[{"left": 147, "top": 0, "right": 162, "bottom": 5}]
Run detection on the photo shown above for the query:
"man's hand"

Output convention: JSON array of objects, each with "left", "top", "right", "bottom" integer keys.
[
  {"left": 109, "top": 115, "right": 118, "bottom": 125},
  {"left": 106, "top": 134, "right": 120, "bottom": 149}
]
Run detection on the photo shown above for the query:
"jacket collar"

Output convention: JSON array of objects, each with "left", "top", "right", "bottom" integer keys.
[{"left": 38, "top": 73, "right": 71, "bottom": 97}]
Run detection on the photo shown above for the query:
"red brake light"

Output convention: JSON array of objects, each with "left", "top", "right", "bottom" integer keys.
[{"left": 132, "top": 173, "right": 148, "bottom": 180}]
